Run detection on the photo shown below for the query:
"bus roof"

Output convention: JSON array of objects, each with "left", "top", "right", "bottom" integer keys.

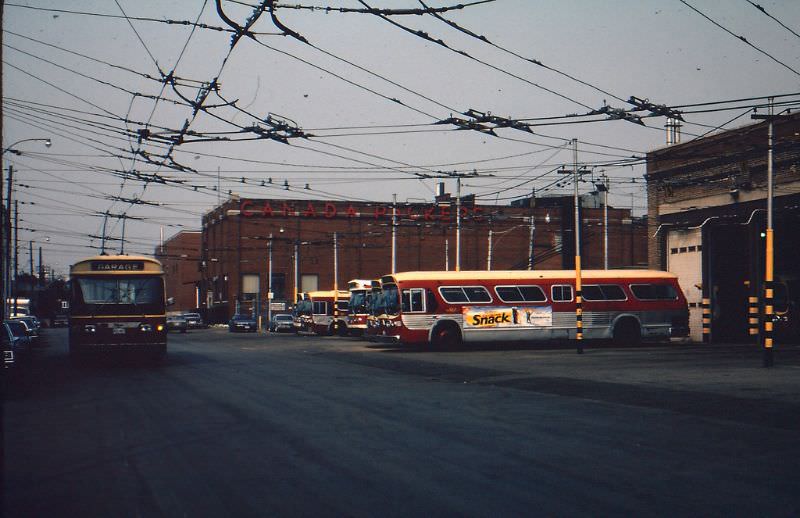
[
  {"left": 347, "top": 279, "right": 373, "bottom": 291},
  {"left": 307, "top": 290, "right": 350, "bottom": 299},
  {"left": 70, "top": 254, "right": 164, "bottom": 275},
  {"left": 383, "top": 269, "right": 678, "bottom": 284}
]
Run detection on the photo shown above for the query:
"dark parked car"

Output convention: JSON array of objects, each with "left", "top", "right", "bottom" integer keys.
[
  {"left": 166, "top": 315, "right": 188, "bottom": 333},
  {"left": 10, "top": 317, "right": 38, "bottom": 341},
  {"left": 182, "top": 312, "right": 206, "bottom": 329},
  {"left": 2, "top": 322, "right": 15, "bottom": 367},
  {"left": 3, "top": 320, "right": 33, "bottom": 362},
  {"left": 228, "top": 314, "right": 258, "bottom": 333},
  {"left": 269, "top": 314, "right": 295, "bottom": 333}
]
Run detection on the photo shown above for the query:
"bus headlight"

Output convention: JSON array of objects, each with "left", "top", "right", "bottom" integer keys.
[
  {"left": 140, "top": 324, "right": 153, "bottom": 332},
  {"left": 84, "top": 324, "right": 96, "bottom": 333},
  {"left": 156, "top": 324, "right": 165, "bottom": 332}
]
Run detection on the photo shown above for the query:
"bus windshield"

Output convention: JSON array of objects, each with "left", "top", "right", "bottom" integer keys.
[
  {"left": 295, "top": 299, "right": 312, "bottom": 316},
  {"left": 72, "top": 276, "right": 164, "bottom": 315},
  {"left": 350, "top": 291, "right": 368, "bottom": 313},
  {"left": 382, "top": 284, "right": 400, "bottom": 315}
]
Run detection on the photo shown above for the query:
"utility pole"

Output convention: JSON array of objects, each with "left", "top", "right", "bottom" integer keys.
[
  {"left": 1, "top": 164, "right": 5, "bottom": 320},
  {"left": 333, "top": 231, "right": 339, "bottom": 333},
  {"left": 596, "top": 173, "right": 609, "bottom": 270},
  {"left": 293, "top": 240, "right": 299, "bottom": 305},
  {"left": 38, "top": 245, "right": 43, "bottom": 287},
  {"left": 558, "top": 140, "right": 587, "bottom": 353},
  {"left": 455, "top": 177, "right": 461, "bottom": 271},
  {"left": 528, "top": 188, "right": 535, "bottom": 270},
  {"left": 391, "top": 194, "right": 397, "bottom": 274},
  {"left": 267, "top": 233, "right": 273, "bottom": 330},
  {"left": 13, "top": 200, "right": 18, "bottom": 316},
  {"left": 4, "top": 165, "right": 12, "bottom": 318},
  {"left": 487, "top": 227, "right": 493, "bottom": 271},
  {"left": 751, "top": 98, "right": 790, "bottom": 367}
]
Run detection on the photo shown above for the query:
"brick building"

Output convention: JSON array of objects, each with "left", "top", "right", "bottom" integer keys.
[
  {"left": 155, "top": 230, "right": 202, "bottom": 312},
  {"left": 198, "top": 191, "right": 646, "bottom": 323},
  {"left": 646, "top": 111, "right": 800, "bottom": 343}
]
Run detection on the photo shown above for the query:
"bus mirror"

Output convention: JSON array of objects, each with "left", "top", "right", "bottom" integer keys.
[{"left": 166, "top": 297, "right": 175, "bottom": 306}]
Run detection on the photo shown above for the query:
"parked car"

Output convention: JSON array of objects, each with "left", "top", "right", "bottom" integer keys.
[
  {"left": 182, "top": 312, "right": 206, "bottom": 329},
  {"left": 228, "top": 314, "right": 258, "bottom": 333},
  {"left": 52, "top": 313, "right": 69, "bottom": 328},
  {"left": 166, "top": 314, "right": 189, "bottom": 333},
  {"left": 2, "top": 323, "right": 15, "bottom": 367},
  {"left": 3, "top": 320, "right": 33, "bottom": 361},
  {"left": 269, "top": 314, "right": 295, "bottom": 333},
  {"left": 10, "top": 316, "right": 38, "bottom": 340}
]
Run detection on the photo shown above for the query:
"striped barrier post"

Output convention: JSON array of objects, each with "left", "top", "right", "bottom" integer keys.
[{"left": 701, "top": 298, "right": 711, "bottom": 343}]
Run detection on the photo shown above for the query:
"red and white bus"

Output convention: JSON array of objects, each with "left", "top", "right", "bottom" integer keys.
[
  {"left": 345, "top": 279, "right": 374, "bottom": 336},
  {"left": 295, "top": 290, "right": 350, "bottom": 336},
  {"left": 376, "top": 270, "right": 689, "bottom": 347}
]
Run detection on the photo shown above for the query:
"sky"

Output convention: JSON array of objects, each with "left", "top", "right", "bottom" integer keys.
[{"left": 3, "top": 0, "right": 800, "bottom": 275}]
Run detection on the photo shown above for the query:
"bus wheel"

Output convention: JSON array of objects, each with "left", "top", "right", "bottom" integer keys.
[
  {"left": 431, "top": 322, "right": 461, "bottom": 350},
  {"left": 613, "top": 318, "right": 641, "bottom": 346},
  {"left": 337, "top": 323, "right": 349, "bottom": 337}
]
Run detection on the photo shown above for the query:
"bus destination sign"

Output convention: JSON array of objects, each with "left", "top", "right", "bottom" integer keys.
[{"left": 91, "top": 261, "right": 145, "bottom": 272}]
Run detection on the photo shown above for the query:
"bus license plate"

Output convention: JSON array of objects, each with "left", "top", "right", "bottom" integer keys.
[{"left": 113, "top": 327, "right": 126, "bottom": 335}]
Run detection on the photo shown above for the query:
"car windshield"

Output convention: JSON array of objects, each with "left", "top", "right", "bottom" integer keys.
[
  {"left": 275, "top": 315, "right": 293, "bottom": 321},
  {"left": 5, "top": 321, "right": 28, "bottom": 337}
]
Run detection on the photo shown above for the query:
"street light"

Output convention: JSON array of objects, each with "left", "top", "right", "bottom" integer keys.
[
  {"left": 3, "top": 138, "right": 52, "bottom": 155},
  {"left": 3, "top": 138, "right": 52, "bottom": 319}
]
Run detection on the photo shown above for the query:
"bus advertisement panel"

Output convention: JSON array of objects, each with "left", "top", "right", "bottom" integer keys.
[
  {"left": 68, "top": 255, "right": 167, "bottom": 359},
  {"left": 376, "top": 270, "right": 689, "bottom": 348}
]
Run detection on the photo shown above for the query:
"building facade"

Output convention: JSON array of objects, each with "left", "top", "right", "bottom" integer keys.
[
  {"left": 196, "top": 192, "right": 646, "bottom": 323},
  {"left": 646, "top": 111, "right": 800, "bottom": 343},
  {"left": 156, "top": 230, "right": 202, "bottom": 312}
]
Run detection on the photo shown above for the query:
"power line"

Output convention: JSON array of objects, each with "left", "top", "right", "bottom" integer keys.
[{"left": 680, "top": 0, "right": 800, "bottom": 77}]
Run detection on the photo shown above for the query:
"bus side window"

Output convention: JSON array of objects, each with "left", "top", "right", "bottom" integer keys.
[
  {"left": 426, "top": 290, "right": 438, "bottom": 314},
  {"left": 552, "top": 285, "right": 573, "bottom": 302},
  {"left": 402, "top": 288, "right": 426, "bottom": 312}
]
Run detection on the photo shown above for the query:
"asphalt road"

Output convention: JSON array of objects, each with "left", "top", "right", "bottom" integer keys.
[{"left": 3, "top": 328, "right": 800, "bottom": 517}]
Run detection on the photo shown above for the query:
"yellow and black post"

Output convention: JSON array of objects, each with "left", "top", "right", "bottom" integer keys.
[
  {"left": 701, "top": 296, "right": 711, "bottom": 343},
  {"left": 748, "top": 292, "right": 760, "bottom": 340},
  {"left": 576, "top": 255, "right": 583, "bottom": 353},
  {"left": 763, "top": 228, "right": 774, "bottom": 367}
]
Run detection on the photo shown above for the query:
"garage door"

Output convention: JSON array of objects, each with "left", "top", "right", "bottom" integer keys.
[{"left": 667, "top": 228, "right": 703, "bottom": 342}]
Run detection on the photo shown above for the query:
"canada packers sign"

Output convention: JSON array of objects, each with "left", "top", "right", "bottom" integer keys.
[
  {"left": 239, "top": 200, "right": 484, "bottom": 221},
  {"left": 463, "top": 306, "right": 553, "bottom": 328}
]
